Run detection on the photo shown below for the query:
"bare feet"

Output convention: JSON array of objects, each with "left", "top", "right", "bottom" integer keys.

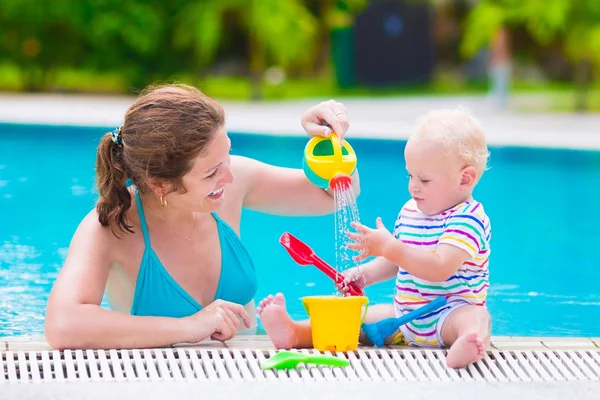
[
  {"left": 257, "top": 293, "right": 298, "bottom": 349},
  {"left": 446, "top": 332, "right": 486, "bottom": 369}
]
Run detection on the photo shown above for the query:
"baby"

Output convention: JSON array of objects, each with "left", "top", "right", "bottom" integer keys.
[{"left": 258, "top": 107, "right": 492, "bottom": 369}]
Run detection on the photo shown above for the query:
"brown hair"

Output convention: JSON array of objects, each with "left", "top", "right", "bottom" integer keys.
[{"left": 95, "top": 84, "right": 225, "bottom": 236}]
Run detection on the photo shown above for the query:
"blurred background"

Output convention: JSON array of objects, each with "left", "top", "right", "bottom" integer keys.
[{"left": 1, "top": 0, "right": 599, "bottom": 111}]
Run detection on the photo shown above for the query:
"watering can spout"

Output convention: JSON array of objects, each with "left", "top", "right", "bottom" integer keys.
[{"left": 329, "top": 174, "right": 352, "bottom": 190}]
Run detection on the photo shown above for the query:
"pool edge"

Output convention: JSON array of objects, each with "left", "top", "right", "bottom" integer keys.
[{"left": 2, "top": 335, "right": 599, "bottom": 351}]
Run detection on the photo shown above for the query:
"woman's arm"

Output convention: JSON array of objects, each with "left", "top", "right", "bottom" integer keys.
[
  {"left": 235, "top": 156, "right": 360, "bottom": 216},
  {"left": 45, "top": 212, "right": 250, "bottom": 349}
]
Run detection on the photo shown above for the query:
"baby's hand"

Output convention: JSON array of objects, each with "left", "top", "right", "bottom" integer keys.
[
  {"left": 335, "top": 266, "right": 367, "bottom": 296},
  {"left": 347, "top": 217, "right": 394, "bottom": 262}
]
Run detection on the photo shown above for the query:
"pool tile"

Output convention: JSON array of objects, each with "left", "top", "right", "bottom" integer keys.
[
  {"left": 506, "top": 337, "right": 549, "bottom": 342},
  {"left": 224, "top": 335, "right": 274, "bottom": 350},
  {"left": 173, "top": 340, "right": 226, "bottom": 349},
  {"left": 3, "top": 336, "right": 34, "bottom": 342},
  {"left": 228, "top": 335, "right": 271, "bottom": 342},
  {"left": 541, "top": 338, "right": 598, "bottom": 349},
  {"left": 225, "top": 340, "right": 274, "bottom": 350},
  {"left": 491, "top": 339, "right": 546, "bottom": 350},
  {"left": 3, "top": 336, "right": 51, "bottom": 351},
  {"left": 489, "top": 336, "right": 513, "bottom": 341},
  {"left": 539, "top": 336, "right": 595, "bottom": 342},
  {"left": 6, "top": 341, "right": 52, "bottom": 351}
]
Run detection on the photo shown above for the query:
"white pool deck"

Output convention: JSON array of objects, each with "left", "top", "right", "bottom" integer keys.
[
  {"left": 2, "top": 336, "right": 600, "bottom": 399},
  {"left": 1, "top": 92, "right": 599, "bottom": 396},
  {"left": 0, "top": 92, "right": 599, "bottom": 150}
]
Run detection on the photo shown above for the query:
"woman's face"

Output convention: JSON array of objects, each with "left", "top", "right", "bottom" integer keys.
[{"left": 166, "top": 126, "right": 235, "bottom": 213}]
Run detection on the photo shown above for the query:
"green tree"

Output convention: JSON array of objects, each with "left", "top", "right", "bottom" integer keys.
[
  {"left": 461, "top": 0, "right": 600, "bottom": 111},
  {"left": 82, "top": 0, "right": 222, "bottom": 90},
  {"left": 173, "top": 0, "right": 319, "bottom": 99},
  {"left": 0, "top": 0, "right": 86, "bottom": 90},
  {"left": 0, "top": 0, "right": 196, "bottom": 91}
]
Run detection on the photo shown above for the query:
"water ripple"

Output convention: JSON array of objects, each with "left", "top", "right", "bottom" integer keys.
[{"left": 0, "top": 239, "right": 50, "bottom": 337}]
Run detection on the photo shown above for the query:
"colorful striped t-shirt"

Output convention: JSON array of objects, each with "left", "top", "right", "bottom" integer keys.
[{"left": 393, "top": 199, "right": 491, "bottom": 329}]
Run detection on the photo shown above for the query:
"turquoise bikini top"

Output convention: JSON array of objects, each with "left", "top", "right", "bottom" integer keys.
[{"left": 130, "top": 190, "right": 257, "bottom": 318}]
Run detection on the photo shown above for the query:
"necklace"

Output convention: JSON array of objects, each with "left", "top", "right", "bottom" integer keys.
[
  {"left": 159, "top": 213, "right": 198, "bottom": 241},
  {"left": 146, "top": 204, "right": 198, "bottom": 241}
]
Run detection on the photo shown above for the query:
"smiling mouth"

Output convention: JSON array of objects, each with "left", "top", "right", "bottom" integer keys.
[{"left": 208, "top": 188, "right": 224, "bottom": 198}]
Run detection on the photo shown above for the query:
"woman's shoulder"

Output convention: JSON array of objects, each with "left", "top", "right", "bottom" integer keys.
[
  {"left": 74, "top": 208, "right": 121, "bottom": 249},
  {"left": 227, "top": 155, "right": 258, "bottom": 200},
  {"left": 73, "top": 196, "right": 142, "bottom": 252},
  {"left": 230, "top": 155, "right": 258, "bottom": 178},
  {"left": 61, "top": 209, "right": 116, "bottom": 270}
]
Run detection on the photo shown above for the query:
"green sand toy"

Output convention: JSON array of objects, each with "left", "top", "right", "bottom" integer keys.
[{"left": 261, "top": 351, "right": 350, "bottom": 370}]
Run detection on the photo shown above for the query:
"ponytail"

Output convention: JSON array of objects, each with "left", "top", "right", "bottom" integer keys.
[{"left": 95, "top": 132, "right": 133, "bottom": 236}]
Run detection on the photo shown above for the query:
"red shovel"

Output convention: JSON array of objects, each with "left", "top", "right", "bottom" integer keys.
[{"left": 279, "top": 232, "right": 364, "bottom": 297}]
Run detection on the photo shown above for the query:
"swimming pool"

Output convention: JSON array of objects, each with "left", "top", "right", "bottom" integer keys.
[{"left": 1, "top": 123, "right": 599, "bottom": 338}]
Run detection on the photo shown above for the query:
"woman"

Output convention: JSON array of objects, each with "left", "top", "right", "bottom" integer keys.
[{"left": 45, "top": 84, "right": 358, "bottom": 350}]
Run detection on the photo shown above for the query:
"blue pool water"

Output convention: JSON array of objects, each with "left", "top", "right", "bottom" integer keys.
[{"left": 1, "top": 123, "right": 600, "bottom": 338}]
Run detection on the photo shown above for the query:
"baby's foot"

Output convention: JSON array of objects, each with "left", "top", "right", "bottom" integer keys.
[
  {"left": 257, "top": 293, "right": 297, "bottom": 349},
  {"left": 446, "top": 332, "right": 486, "bottom": 369}
]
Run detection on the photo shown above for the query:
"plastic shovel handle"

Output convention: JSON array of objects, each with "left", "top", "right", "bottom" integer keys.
[{"left": 311, "top": 255, "right": 364, "bottom": 296}]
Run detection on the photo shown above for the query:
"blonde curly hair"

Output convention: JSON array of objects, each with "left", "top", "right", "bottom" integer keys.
[{"left": 412, "top": 106, "right": 490, "bottom": 179}]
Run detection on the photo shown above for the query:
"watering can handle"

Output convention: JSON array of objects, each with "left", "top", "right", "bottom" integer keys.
[{"left": 329, "top": 133, "right": 343, "bottom": 160}]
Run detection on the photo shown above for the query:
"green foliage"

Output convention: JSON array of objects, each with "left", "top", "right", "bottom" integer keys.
[
  {"left": 174, "top": 0, "right": 319, "bottom": 71},
  {"left": 460, "top": 3, "right": 505, "bottom": 58},
  {"left": 461, "top": 0, "right": 600, "bottom": 68},
  {"left": 0, "top": 0, "right": 86, "bottom": 87},
  {"left": 249, "top": 0, "right": 318, "bottom": 67},
  {"left": 0, "top": 0, "right": 334, "bottom": 91},
  {"left": 173, "top": 1, "right": 225, "bottom": 67}
]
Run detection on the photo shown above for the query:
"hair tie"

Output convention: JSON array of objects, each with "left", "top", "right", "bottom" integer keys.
[{"left": 111, "top": 126, "right": 123, "bottom": 146}]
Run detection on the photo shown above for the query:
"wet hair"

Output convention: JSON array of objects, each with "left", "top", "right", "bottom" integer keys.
[
  {"left": 95, "top": 84, "right": 225, "bottom": 236},
  {"left": 412, "top": 106, "right": 490, "bottom": 179}
]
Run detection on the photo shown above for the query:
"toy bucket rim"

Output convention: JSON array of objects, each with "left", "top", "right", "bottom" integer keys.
[{"left": 302, "top": 295, "right": 368, "bottom": 304}]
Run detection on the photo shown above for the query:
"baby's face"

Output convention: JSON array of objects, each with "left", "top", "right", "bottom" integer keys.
[{"left": 404, "top": 137, "right": 468, "bottom": 215}]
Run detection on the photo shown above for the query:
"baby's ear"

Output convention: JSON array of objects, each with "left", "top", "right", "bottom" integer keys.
[{"left": 460, "top": 166, "right": 477, "bottom": 188}]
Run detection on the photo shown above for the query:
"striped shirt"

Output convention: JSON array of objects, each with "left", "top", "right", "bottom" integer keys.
[{"left": 392, "top": 199, "right": 491, "bottom": 345}]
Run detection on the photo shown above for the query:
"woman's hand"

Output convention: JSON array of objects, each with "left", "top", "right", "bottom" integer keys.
[
  {"left": 301, "top": 100, "right": 350, "bottom": 141},
  {"left": 184, "top": 299, "right": 251, "bottom": 343},
  {"left": 347, "top": 218, "right": 395, "bottom": 262}
]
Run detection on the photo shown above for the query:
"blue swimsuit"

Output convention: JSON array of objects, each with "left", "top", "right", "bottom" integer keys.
[{"left": 130, "top": 191, "right": 257, "bottom": 318}]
